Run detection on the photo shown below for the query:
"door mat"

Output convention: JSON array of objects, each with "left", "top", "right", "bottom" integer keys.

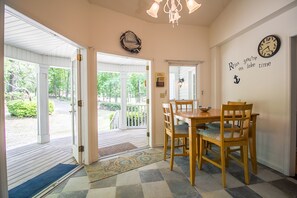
[
  {"left": 99, "top": 142, "right": 137, "bottom": 157},
  {"left": 85, "top": 148, "right": 163, "bottom": 183},
  {"left": 9, "top": 163, "right": 77, "bottom": 198}
]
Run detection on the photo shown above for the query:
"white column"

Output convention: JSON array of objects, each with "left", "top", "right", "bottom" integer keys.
[
  {"left": 0, "top": 1, "right": 8, "bottom": 197},
  {"left": 120, "top": 72, "right": 127, "bottom": 130},
  {"left": 210, "top": 46, "right": 222, "bottom": 108},
  {"left": 37, "top": 64, "right": 50, "bottom": 143}
]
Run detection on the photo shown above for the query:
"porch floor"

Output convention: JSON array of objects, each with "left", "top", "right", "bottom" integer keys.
[{"left": 6, "top": 128, "right": 147, "bottom": 190}]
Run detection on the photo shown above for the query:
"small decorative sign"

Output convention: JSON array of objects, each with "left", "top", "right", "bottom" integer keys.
[
  {"left": 120, "top": 31, "right": 142, "bottom": 54},
  {"left": 155, "top": 72, "right": 165, "bottom": 87}
]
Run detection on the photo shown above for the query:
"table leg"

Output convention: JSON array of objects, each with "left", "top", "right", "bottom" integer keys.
[
  {"left": 189, "top": 123, "right": 197, "bottom": 186},
  {"left": 249, "top": 116, "right": 258, "bottom": 174}
]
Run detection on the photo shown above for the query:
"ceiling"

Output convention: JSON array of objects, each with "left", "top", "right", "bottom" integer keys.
[
  {"left": 5, "top": 9, "right": 77, "bottom": 58},
  {"left": 88, "top": 0, "right": 231, "bottom": 26}
]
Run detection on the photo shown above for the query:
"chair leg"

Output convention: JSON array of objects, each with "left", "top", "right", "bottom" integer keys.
[
  {"left": 243, "top": 145, "right": 250, "bottom": 185},
  {"left": 170, "top": 137, "right": 175, "bottom": 171},
  {"left": 226, "top": 147, "right": 230, "bottom": 167},
  {"left": 240, "top": 146, "right": 244, "bottom": 162},
  {"left": 196, "top": 135, "right": 199, "bottom": 162},
  {"left": 198, "top": 137, "right": 203, "bottom": 170},
  {"left": 163, "top": 131, "right": 168, "bottom": 161},
  {"left": 183, "top": 137, "right": 187, "bottom": 154},
  {"left": 221, "top": 146, "right": 226, "bottom": 188}
]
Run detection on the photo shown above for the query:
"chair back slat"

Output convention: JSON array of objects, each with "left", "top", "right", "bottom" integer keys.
[
  {"left": 227, "top": 101, "right": 246, "bottom": 105},
  {"left": 220, "top": 104, "right": 252, "bottom": 141},
  {"left": 175, "top": 100, "right": 194, "bottom": 112},
  {"left": 162, "top": 103, "right": 175, "bottom": 135}
]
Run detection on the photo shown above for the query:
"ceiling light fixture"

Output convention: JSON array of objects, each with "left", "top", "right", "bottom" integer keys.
[
  {"left": 146, "top": 0, "right": 201, "bottom": 27},
  {"left": 178, "top": 78, "right": 184, "bottom": 87}
]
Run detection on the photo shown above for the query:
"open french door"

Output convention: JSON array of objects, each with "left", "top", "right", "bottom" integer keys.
[
  {"left": 71, "top": 49, "right": 83, "bottom": 164},
  {"left": 146, "top": 65, "right": 150, "bottom": 145}
]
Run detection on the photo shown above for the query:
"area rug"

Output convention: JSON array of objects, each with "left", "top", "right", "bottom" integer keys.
[
  {"left": 99, "top": 142, "right": 137, "bottom": 157},
  {"left": 85, "top": 148, "right": 163, "bottom": 183},
  {"left": 8, "top": 163, "right": 77, "bottom": 198}
]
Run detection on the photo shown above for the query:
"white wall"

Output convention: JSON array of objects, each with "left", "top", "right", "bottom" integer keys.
[
  {"left": 4, "top": 0, "right": 210, "bottom": 149},
  {"left": 210, "top": 0, "right": 296, "bottom": 47},
  {"left": 210, "top": 1, "right": 297, "bottom": 174}
]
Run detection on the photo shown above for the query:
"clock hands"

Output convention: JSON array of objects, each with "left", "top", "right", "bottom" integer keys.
[{"left": 261, "top": 45, "right": 270, "bottom": 54}]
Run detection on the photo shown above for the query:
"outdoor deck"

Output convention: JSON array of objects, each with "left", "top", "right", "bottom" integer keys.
[{"left": 6, "top": 128, "right": 147, "bottom": 190}]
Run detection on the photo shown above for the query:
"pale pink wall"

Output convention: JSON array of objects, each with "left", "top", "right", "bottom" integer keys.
[{"left": 5, "top": 0, "right": 211, "bottom": 147}]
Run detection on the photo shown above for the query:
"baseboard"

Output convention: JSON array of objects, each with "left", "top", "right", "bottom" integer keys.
[{"left": 257, "top": 157, "right": 285, "bottom": 175}]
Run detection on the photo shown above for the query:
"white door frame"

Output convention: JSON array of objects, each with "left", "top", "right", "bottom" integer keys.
[
  {"left": 71, "top": 49, "right": 83, "bottom": 164},
  {"left": 96, "top": 53, "right": 153, "bottom": 148},
  {"left": 0, "top": 1, "right": 8, "bottom": 197},
  {"left": 289, "top": 35, "right": 297, "bottom": 175}
]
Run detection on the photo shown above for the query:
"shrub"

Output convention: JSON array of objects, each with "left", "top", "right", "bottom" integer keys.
[
  {"left": 99, "top": 102, "right": 121, "bottom": 111},
  {"left": 5, "top": 92, "right": 29, "bottom": 102},
  {"left": 109, "top": 112, "right": 115, "bottom": 121},
  {"left": 127, "top": 112, "right": 146, "bottom": 126},
  {"left": 49, "top": 101, "right": 54, "bottom": 114},
  {"left": 7, "top": 100, "right": 55, "bottom": 118}
]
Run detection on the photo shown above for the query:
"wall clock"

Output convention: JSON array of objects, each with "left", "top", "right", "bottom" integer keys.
[
  {"left": 258, "top": 35, "right": 281, "bottom": 58},
  {"left": 120, "top": 31, "right": 142, "bottom": 54}
]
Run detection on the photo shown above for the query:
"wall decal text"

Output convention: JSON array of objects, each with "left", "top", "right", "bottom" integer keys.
[
  {"left": 229, "top": 62, "right": 240, "bottom": 71},
  {"left": 259, "top": 62, "right": 271, "bottom": 68}
]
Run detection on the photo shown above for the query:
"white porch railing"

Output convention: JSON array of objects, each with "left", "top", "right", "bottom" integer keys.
[
  {"left": 110, "top": 110, "right": 120, "bottom": 130},
  {"left": 109, "top": 104, "right": 147, "bottom": 129},
  {"left": 126, "top": 104, "right": 147, "bottom": 128}
]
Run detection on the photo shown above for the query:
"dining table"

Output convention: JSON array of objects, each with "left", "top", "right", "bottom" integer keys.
[{"left": 174, "top": 108, "right": 259, "bottom": 186}]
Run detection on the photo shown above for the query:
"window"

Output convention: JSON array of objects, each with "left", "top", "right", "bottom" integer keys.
[{"left": 169, "top": 66, "right": 197, "bottom": 100}]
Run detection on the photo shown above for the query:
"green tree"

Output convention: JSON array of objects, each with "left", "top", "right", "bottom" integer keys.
[
  {"left": 4, "top": 58, "right": 37, "bottom": 101},
  {"left": 97, "top": 72, "right": 120, "bottom": 102},
  {"left": 48, "top": 68, "right": 70, "bottom": 99},
  {"left": 128, "top": 73, "right": 146, "bottom": 103}
]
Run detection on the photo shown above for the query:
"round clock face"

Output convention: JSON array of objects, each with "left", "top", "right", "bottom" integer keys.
[{"left": 258, "top": 35, "right": 281, "bottom": 58}]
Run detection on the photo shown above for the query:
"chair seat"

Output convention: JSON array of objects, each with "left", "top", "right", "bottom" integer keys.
[
  {"left": 206, "top": 122, "right": 232, "bottom": 129},
  {"left": 174, "top": 124, "right": 189, "bottom": 134},
  {"left": 198, "top": 129, "right": 241, "bottom": 141},
  {"left": 178, "top": 121, "right": 206, "bottom": 129}
]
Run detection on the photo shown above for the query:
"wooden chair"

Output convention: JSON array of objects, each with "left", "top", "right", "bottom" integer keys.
[
  {"left": 206, "top": 101, "right": 247, "bottom": 160},
  {"left": 198, "top": 104, "right": 253, "bottom": 187},
  {"left": 207, "top": 101, "right": 246, "bottom": 129},
  {"left": 174, "top": 100, "right": 206, "bottom": 154},
  {"left": 175, "top": 100, "right": 194, "bottom": 112},
  {"left": 162, "top": 103, "right": 189, "bottom": 170}
]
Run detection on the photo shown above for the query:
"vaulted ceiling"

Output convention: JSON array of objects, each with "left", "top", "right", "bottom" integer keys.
[{"left": 88, "top": 0, "right": 231, "bottom": 26}]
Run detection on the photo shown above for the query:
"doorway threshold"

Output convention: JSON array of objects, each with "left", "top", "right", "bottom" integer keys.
[{"left": 98, "top": 146, "right": 150, "bottom": 161}]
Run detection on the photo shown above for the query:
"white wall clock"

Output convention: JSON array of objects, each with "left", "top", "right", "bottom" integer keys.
[{"left": 258, "top": 35, "right": 281, "bottom": 58}]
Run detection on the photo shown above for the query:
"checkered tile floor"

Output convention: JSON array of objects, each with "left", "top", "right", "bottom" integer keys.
[{"left": 46, "top": 154, "right": 297, "bottom": 198}]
